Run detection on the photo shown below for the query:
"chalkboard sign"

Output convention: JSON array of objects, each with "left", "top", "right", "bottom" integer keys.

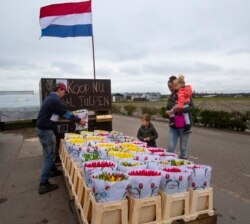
[{"left": 40, "top": 78, "right": 111, "bottom": 111}]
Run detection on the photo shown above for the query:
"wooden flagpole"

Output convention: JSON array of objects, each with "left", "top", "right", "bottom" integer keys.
[
  {"left": 91, "top": 35, "right": 96, "bottom": 79},
  {"left": 91, "top": 0, "right": 96, "bottom": 79}
]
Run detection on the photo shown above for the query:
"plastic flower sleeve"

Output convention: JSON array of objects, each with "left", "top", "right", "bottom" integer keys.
[
  {"left": 183, "top": 165, "right": 212, "bottom": 190},
  {"left": 91, "top": 171, "right": 131, "bottom": 203},
  {"left": 83, "top": 160, "right": 117, "bottom": 187},
  {"left": 127, "top": 169, "right": 162, "bottom": 198},
  {"left": 133, "top": 153, "right": 160, "bottom": 162},
  {"left": 117, "top": 159, "right": 147, "bottom": 172},
  {"left": 160, "top": 166, "right": 191, "bottom": 194}
]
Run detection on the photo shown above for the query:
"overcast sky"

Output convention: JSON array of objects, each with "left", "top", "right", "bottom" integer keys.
[{"left": 0, "top": 0, "right": 250, "bottom": 94}]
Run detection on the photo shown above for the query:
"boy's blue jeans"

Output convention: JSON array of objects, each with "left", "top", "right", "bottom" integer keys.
[
  {"left": 36, "top": 128, "right": 56, "bottom": 184},
  {"left": 167, "top": 127, "right": 190, "bottom": 158}
]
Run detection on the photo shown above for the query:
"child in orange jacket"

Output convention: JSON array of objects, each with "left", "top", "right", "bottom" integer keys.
[{"left": 167, "top": 75, "right": 192, "bottom": 134}]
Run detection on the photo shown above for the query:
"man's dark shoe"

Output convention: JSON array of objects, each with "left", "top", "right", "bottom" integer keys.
[
  {"left": 50, "top": 169, "right": 63, "bottom": 178},
  {"left": 39, "top": 182, "right": 59, "bottom": 194}
]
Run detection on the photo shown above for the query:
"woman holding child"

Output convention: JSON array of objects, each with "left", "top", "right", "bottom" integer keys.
[{"left": 166, "top": 75, "right": 194, "bottom": 159}]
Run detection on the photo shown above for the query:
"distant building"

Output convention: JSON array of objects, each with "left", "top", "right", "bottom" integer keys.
[
  {"left": 112, "top": 93, "right": 125, "bottom": 102},
  {"left": 202, "top": 94, "right": 216, "bottom": 98},
  {"left": 0, "top": 91, "right": 34, "bottom": 95},
  {"left": 123, "top": 92, "right": 161, "bottom": 101}
]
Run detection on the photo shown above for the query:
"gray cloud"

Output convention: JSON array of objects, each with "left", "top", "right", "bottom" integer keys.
[{"left": 0, "top": 0, "right": 250, "bottom": 94}]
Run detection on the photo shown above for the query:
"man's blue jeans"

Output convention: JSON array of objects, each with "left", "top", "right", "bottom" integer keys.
[
  {"left": 167, "top": 127, "right": 190, "bottom": 159},
  {"left": 36, "top": 128, "right": 56, "bottom": 184}
]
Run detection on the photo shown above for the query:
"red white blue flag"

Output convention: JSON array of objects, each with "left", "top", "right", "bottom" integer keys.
[{"left": 39, "top": 1, "right": 92, "bottom": 38}]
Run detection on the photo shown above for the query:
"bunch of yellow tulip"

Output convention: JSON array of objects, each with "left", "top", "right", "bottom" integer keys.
[
  {"left": 64, "top": 133, "right": 82, "bottom": 139},
  {"left": 86, "top": 136, "right": 106, "bottom": 141},
  {"left": 108, "top": 151, "right": 133, "bottom": 159},
  {"left": 67, "top": 138, "right": 86, "bottom": 144},
  {"left": 119, "top": 143, "right": 145, "bottom": 153}
]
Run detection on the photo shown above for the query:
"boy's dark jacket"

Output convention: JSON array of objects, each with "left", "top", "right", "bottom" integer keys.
[{"left": 137, "top": 122, "right": 158, "bottom": 147}]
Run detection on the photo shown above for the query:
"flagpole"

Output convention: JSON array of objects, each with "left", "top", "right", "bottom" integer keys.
[
  {"left": 90, "top": 0, "right": 96, "bottom": 79},
  {"left": 91, "top": 34, "right": 96, "bottom": 79}
]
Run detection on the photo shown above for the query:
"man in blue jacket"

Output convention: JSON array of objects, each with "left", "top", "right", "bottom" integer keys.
[{"left": 36, "top": 82, "right": 86, "bottom": 194}]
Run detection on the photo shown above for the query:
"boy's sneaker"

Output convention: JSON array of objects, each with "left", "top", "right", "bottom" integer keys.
[
  {"left": 39, "top": 182, "right": 59, "bottom": 194},
  {"left": 184, "top": 125, "right": 192, "bottom": 134}
]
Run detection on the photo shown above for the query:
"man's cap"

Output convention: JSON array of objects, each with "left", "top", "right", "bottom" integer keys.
[{"left": 55, "top": 82, "right": 68, "bottom": 93}]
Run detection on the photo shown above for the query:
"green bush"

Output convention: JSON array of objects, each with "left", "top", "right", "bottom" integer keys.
[
  {"left": 190, "top": 108, "right": 201, "bottom": 124},
  {"left": 198, "top": 109, "right": 247, "bottom": 131},
  {"left": 160, "top": 107, "right": 167, "bottom": 118},
  {"left": 124, "top": 105, "right": 137, "bottom": 115},
  {"left": 140, "top": 107, "right": 160, "bottom": 116},
  {"left": 112, "top": 104, "right": 121, "bottom": 113}
]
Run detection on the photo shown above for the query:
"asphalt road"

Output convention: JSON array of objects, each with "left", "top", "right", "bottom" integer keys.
[{"left": 113, "top": 114, "right": 250, "bottom": 224}]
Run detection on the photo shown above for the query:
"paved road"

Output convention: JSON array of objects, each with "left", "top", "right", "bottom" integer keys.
[
  {"left": 113, "top": 114, "right": 250, "bottom": 224},
  {"left": 0, "top": 133, "right": 75, "bottom": 224}
]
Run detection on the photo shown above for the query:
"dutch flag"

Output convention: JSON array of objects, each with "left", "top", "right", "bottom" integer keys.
[{"left": 39, "top": 1, "right": 92, "bottom": 38}]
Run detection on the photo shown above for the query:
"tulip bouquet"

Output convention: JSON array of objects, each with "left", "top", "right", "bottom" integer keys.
[
  {"left": 67, "top": 138, "right": 86, "bottom": 145},
  {"left": 119, "top": 143, "right": 145, "bottom": 153},
  {"left": 83, "top": 160, "right": 117, "bottom": 187},
  {"left": 108, "top": 151, "right": 134, "bottom": 161},
  {"left": 81, "top": 152, "right": 100, "bottom": 162},
  {"left": 183, "top": 165, "right": 212, "bottom": 190},
  {"left": 134, "top": 153, "right": 160, "bottom": 162},
  {"left": 110, "top": 130, "right": 123, "bottom": 137},
  {"left": 64, "top": 139, "right": 88, "bottom": 161},
  {"left": 91, "top": 171, "right": 130, "bottom": 202},
  {"left": 94, "top": 130, "right": 110, "bottom": 136},
  {"left": 107, "top": 131, "right": 124, "bottom": 142},
  {"left": 147, "top": 148, "right": 166, "bottom": 154},
  {"left": 65, "top": 138, "right": 87, "bottom": 152},
  {"left": 168, "top": 159, "right": 193, "bottom": 166},
  {"left": 80, "top": 130, "right": 94, "bottom": 138},
  {"left": 96, "top": 143, "right": 122, "bottom": 159},
  {"left": 147, "top": 159, "right": 172, "bottom": 169},
  {"left": 118, "top": 135, "right": 136, "bottom": 143},
  {"left": 86, "top": 136, "right": 107, "bottom": 147},
  {"left": 64, "top": 133, "right": 82, "bottom": 140},
  {"left": 117, "top": 159, "right": 147, "bottom": 172},
  {"left": 127, "top": 169, "right": 162, "bottom": 198},
  {"left": 160, "top": 166, "right": 191, "bottom": 194},
  {"left": 131, "top": 140, "right": 147, "bottom": 147}
]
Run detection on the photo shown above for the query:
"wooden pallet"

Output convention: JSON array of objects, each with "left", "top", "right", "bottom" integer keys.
[
  {"left": 172, "top": 214, "right": 217, "bottom": 224},
  {"left": 128, "top": 194, "right": 162, "bottom": 224},
  {"left": 90, "top": 193, "right": 129, "bottom": 224},
  {"left": 189, "top": 188, "right": 214, "bottom": 221},
  {"left": 160, "top": 191, "right": 190, "bottom": 224}
]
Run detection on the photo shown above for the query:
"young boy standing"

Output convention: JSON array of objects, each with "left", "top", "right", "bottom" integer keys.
[{"left": 137, "top": 114, "right": 158, "bottom": 147}]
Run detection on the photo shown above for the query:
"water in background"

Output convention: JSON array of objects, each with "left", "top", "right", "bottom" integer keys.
[{"left": 0, "top": 94, "right": 40, "bottom": 109}]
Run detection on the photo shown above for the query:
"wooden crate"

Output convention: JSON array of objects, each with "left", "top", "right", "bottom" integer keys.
[
  {"left": 80, "top": 180, "right": 93, "bottom": 223},
  {"left": 90, "top": 193, "right": 129, "bottom": 224},
  {"left": 59, "top": 139, "right": 67, "bottom": 170},
  {"left": 189, "top": 188, "right": 214, "bottom": 221},
  {"left": 160, "top": 190, "right": 190, "bottom": 224},
  {"left": 66, "top": 158, "right": 76, "bottom": 188},
  {"left": 128, "top": 194, "right": 161, "bottom": 224},
  {"left": 71, "top": 163, "right": 83, "bottom": 199}
]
